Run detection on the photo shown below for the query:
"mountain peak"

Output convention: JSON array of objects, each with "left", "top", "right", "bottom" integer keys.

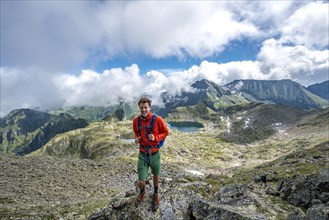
[
  {"left": 224, "top": 79, "right": 328, "bottom": 109},
  {"left": 191, "top": 79, "right": 216, "bottom": 89},
  {"left": 6, "top": 108, "right": 49, "bottom": 119},
  {"left": 307, "top": 80, "right": 329, "bottom": 100}
]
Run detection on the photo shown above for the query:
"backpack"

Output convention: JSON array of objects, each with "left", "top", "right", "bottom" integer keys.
[{"left": 137, "top": 114, "right": 165, "bottom": 147}]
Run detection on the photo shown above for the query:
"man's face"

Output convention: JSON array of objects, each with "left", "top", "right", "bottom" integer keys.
[{"left": 139, "top": 102, "right": 150, "bottom": 117}]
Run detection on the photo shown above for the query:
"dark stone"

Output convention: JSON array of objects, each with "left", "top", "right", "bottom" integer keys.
[
  {"left": 266, "top": 188, "right": 280, "bottom": 196},
  {"left": 286, "top": 208, "right": 305, "bottom": 220},
  {"left": 305, "top": 203, "right": 329, "bottom": 220},
  {"left": 280, "top": 173, "right": 329, "bottom": 209}
]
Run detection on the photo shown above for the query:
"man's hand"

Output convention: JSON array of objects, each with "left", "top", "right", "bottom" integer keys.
[
  {"left": 148, "top": 134, "right": 155, "bottom": 141},
  {"left": 135, "top": 137, "right": 140, "bottom": 144}
]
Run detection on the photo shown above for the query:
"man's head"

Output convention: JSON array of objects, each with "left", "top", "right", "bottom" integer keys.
[{"left": 138, "top": 97, "right": 151, "bottom": 117}]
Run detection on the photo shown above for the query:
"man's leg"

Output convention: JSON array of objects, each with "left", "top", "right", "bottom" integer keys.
[
  {"left": 150, "top": 152, "right": 161, "bottom": 211},
  {"left": 153, "top": 175, "right": 159, "bottom": 194},
  {"left": 136, "top": 180, "right": 145, "bottom": 201},
  {"left": 152, "top": 175, "right": 160, "bottom": 211},
  {"left": 135, "top": 153, "right": 148, "bottom": 207}
]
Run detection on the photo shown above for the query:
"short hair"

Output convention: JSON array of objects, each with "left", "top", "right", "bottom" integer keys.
[{"left": 138, "top": 97, "right": 152, "bottom": 106}]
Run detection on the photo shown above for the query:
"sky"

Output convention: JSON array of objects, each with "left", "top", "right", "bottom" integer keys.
[{"left": 1, "top": 0, "right": 328, "bottom": 116}]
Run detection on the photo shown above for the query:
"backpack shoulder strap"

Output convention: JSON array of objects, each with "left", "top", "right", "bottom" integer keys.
[
  {"left": 137, "top": 116, "right": 141, "bottom": 137},
  {"left": 149, "top": 114, "right": 157, "bottom": 134}
]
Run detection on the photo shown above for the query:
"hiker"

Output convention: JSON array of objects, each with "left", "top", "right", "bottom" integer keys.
[
  {"left": 260, "top": 175, "right": 267, "bottom": 187},
  {"left": 133, "top": 97, "right": 169, "bottom": 211}
]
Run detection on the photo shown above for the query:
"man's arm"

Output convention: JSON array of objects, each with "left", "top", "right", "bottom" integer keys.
[
  {"left": 154, "top": 116, "right": 169, "bottom": 142},
  {"left": 133, "top": 118, "right": 140, "bottom": 144}
]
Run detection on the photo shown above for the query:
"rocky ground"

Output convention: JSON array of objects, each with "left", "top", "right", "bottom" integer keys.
[
  {"left": 0, "top": 153, "right": 136, "bottom": 219},
  {"left": 1, "top": 140, "right": 328, "bottom": 219},
  {"left": 1, "top": 108, "right": 328, "bottom": 219}
]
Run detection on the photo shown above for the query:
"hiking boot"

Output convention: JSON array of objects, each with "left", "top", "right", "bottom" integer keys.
[
  {"left": 134, "top": 192, "right": 145, "bottom": 207},
  {"left": 152, "top": 193, "right": 159, "bottom": 212}
]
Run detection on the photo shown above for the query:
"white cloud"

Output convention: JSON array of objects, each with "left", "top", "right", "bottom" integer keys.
[
  {"left": 257, "top": 38, "right": 329, "bottom": 85},
  {"left": 280, "top": 1, "right": 329, "bottom": 49},
  {"left": 1, "top": 1, "right": 102, "bottom": 70},
  {"left": 56, "top": 64, "right": 144, "bottom": 107},
  {"left": 225, "top": 1, "right": 300, "bottom": 36},
  {"left": 1, "top": 1, "right": 326, "bottom": 71},
  {"left": 1, "top": 67, "right": 65, "bottom": 115},
  {"left": 1, "top": 40, "right": 328, "bottom": 116},
  {"left": 1, "top": 1, "right": 265, "bottom": 70},
  {"left": 1, "top": 1, "right": 328, "bottom": 116}
]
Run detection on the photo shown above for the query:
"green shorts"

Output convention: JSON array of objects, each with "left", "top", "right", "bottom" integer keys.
[{"left": 137, "top": 151, "right": 161, "bottom": 180}]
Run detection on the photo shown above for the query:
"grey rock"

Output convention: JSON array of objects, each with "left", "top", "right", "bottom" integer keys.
[
  {"left": 305, "top": 203, "right": 329, "bottom": 220},
  {"left": 281, "top": 174, "right": 329, "bottom": 208},
  {"left": 319, "top": 168, "right": 329, "bottom": 179},
  {"left": 286, "top": 208, "right": 305, "bottom": 220},
  {"left": 265, "top": 187, "right": 280, "bottom": 196},
  {"left": 214, "top": 184, "right": 254, "bottom": 206}
]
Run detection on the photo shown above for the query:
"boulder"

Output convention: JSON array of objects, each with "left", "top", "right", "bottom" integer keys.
[
  {"left": 305, "top": 203, "right": 329, "bottom": 220},
  {"left": 280, "top": 171, "right": 329, "bottom": 209}
]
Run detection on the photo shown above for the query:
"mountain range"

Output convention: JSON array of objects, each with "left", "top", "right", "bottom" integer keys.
[
  {"left": 43, "top": 79, "right": 328, "bottom": 121},
  {"left": 156, "top": 79, "right": 327, "bottom": 117},
  {"left": 1, "top": 78, "right": 328, "bottom": 219},
  {"left": 224, "top": 79, "right": 328, "bottom": 109},
  {"left": 1, "top": 78, "right": 327, "bottom": 155},
  {"left": 0, "top": 109, "right": 88, "bottom": 155},
  {"left": 306, "top": 80, "right": 329, "bottom": 100}
]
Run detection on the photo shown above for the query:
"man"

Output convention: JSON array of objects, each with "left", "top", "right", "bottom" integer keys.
[
  {"left": 133, "top": 97, "right": 169, "bottom": 211},
  {"left": 261, "top": 175, "right": 267, "bottom": 187}
]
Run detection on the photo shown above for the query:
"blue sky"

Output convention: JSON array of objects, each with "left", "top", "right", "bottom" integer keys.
[
  {"left": 1, "top": 1, "right": 328, "bottom": 115},
  {"left": 89, "top": 38, "right": 261, "bottom": 74}
]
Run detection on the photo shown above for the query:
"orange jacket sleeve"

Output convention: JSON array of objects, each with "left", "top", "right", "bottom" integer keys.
[
  {"left": 133, "top": 117, "right": 139, "bottom": 139},
  {"left": 153, "top": 116, "right": 169, "bottom": 143}
]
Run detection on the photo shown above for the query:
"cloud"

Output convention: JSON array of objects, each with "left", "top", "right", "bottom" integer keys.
[
  {"left": 121, "top": 1, "right": 259, "bottom": 59},
  {"left": 225, "top": 1, "right": 299, "bottom": 35},
  {"left": 257, "top": 38, "right": 329, "bottom": 85},
  {"left": 2, "top": 1, "right": 297, "bottom": 70},
  {"left": 1, "top": 1, "right": 328, "bottom": 116},
  {"left": 280, "top": 1, "right": 329, "bottom": 49},
  {"left": 56, "top": 64, "right": 144, "bottom": 107},
  {"left": 1, "top": 1, "right": 100, "bottom": 70},
  {"left": 2, "top": 1, "right": 325, "bottom": 71},
  {"left": 1, "top": 67, "right": 65, "bottom": 115},
  {"left": 2, "top": 38, "right": 327, "bottom": 116}
]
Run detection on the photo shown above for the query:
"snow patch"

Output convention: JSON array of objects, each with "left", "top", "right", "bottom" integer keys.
[
  {"left": 244, "top": 118, "right": 250, "bottom": 129},
  {"left": 186, "top": 170, "right": 204, "bottom": 176},
  {"left": 272, "top": 123, "right": 287, "bottom": 134},
  {"left": 234, "top": 81, "right": 244, "bottom": 90},
  {"left": 226, "top": 116, "right": 231, "bottom": 133}
]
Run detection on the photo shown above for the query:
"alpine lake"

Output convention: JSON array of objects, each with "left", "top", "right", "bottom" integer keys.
[{"left": 167, "top": 121, "right": 203, "bottom": 132}]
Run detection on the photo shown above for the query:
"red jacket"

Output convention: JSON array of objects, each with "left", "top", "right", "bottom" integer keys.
[{"left": 133, "top": 112, "right": 169, "bottom": 154}]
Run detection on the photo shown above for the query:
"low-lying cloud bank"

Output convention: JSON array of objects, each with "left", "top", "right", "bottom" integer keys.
[{"left": 1, "top": 39, "right": 328, "bottom": 116}]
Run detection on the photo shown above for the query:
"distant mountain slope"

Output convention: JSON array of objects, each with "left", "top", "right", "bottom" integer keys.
[
  {"left": 46, "top": 79, "right": 328, "bottom": 121},
  {"left": 220, "top": 104, "right": 308, "bottom": 143},
  {"left": 49, "top": 106, "right": 115, "bottom": 122},
  {"left": 224, "top": 79, "right": 328, "bottom": 109},
  {"left": 30, "top": 121, "right": 134, "bottom": 159},
  {"left": 306, "top": 80, "right": 329, "bottom": 100},
  {"left": 0, "top": 109, "right": 88, "bottom": 155},
  {"left": 48, "top": 100, "right": 138, "bottom": 122},
  {"left": 49, "top": 102, "right": 139, "bottom": 122},
  {"left": 158, "top": 79, "right": 249, "bottom": 117}
]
